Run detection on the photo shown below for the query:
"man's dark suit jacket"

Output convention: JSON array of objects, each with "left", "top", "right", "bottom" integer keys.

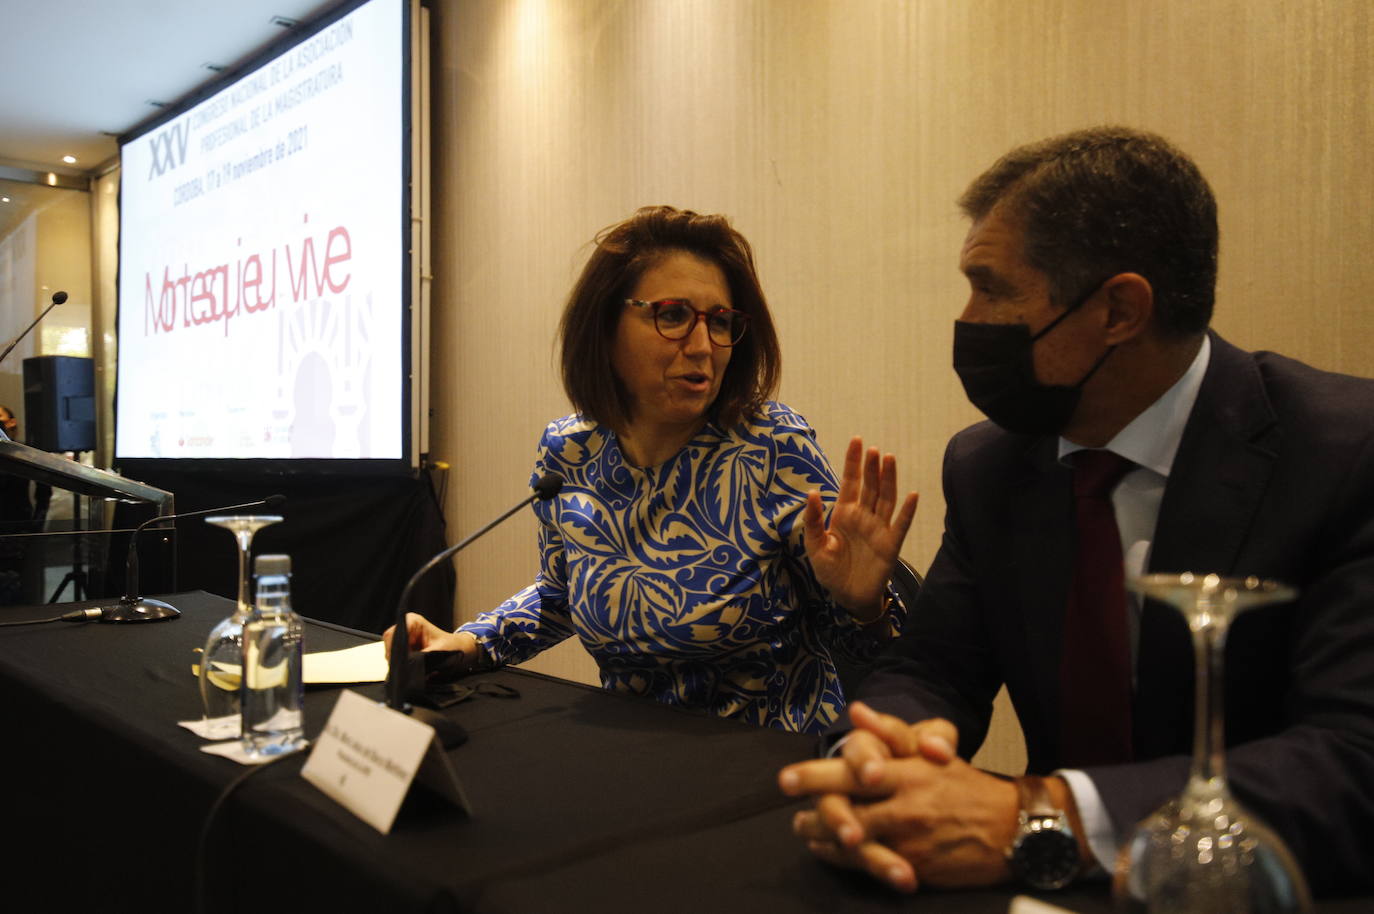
[{"left": 858, "top": 332, "right": 1374, "bottom": 892}]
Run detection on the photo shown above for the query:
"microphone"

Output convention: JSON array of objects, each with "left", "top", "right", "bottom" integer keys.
[
  {"left": 98, "top": 494, "right": 287, "bottom": 623},
  {"left": 386, "top": 473, "right": 563, "bottom": 744},
  {"left": 0, "top": 290, "right": 67, "bottom": 368}
]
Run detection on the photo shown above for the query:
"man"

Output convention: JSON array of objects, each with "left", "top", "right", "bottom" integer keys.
[{"left": 779, "top": 126, "right": 1374, "bottom": 895}]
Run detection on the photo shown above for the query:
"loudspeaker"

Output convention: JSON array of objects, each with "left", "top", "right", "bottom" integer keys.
[{"left": 22, "top": 356, "right": 95, "bottom": 453}]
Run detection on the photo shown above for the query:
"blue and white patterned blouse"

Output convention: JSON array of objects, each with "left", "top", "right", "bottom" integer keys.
[{"left": 459, "top": 401, "right": 905, "bottom": 734}]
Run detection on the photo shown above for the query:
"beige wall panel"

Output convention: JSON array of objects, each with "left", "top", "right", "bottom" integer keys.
[
  {"left": 428, "top": 0, "right": 1374, "bottom": 773},
  {"left": 0, "top": 187, "right": 93, "bottom": 427},
  {"left": 35, "top": 194, "right": 92, "bottom": 356}
]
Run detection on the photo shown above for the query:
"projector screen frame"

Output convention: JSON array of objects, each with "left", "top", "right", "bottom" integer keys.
[{"left": 113, "top": 0, "right": 428, "bottom": 478}]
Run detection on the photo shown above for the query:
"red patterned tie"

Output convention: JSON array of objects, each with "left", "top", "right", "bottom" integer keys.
[{"left": 1059, "top": 448, "right": 1135, "bottom": 767}]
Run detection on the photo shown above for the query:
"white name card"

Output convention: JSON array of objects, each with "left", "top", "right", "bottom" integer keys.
[{"left": 301, "top": 689, "right": 470, "bottom": 834}]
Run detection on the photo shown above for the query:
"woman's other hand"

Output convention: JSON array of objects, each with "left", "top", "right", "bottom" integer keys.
[{"left": 382, "top": 611, "right": 479, "bottom": 660}]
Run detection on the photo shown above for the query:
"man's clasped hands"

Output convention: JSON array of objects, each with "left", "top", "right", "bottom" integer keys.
[{"left": 778, "top": 701, "right": 1032, "bottom": 894}]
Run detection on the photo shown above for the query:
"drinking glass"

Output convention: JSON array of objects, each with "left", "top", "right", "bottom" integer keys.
[
  {"left": 197, "top": 514, "right": 283, "bottom": 738},
  {"left": 1114, "top": 572, "right": 1312, "bottom": 914}
]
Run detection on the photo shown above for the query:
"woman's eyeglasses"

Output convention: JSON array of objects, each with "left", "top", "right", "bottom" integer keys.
[{"left": 625, "top": 298, "right": 750, "bottom": 347}]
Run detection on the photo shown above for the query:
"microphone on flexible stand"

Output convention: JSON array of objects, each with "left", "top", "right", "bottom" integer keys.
[
  {"left": 0, "top": 290, "right": 67, "bottom": 372},
  {"left": 0, "top": 290, "right": 67, "bottom": 444},
  {"left": 99, "top": 494, "right": 287, "bottom": 623},
  {"left": 386, "top": 473, "right": 563, "bottom": 746}
]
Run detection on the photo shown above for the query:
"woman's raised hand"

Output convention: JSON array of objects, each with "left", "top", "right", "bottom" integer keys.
[{"left": 803, "top": 437, "right": 918, "bottom": 621}]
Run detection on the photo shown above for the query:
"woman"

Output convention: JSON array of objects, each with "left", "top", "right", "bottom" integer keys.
[{"left": 390, "top": 206, "right": 917, "bottom": 733}]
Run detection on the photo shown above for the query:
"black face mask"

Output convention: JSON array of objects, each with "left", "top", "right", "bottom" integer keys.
[{"left": 953, "top": 290, "right": 1114, "bottom": 435}]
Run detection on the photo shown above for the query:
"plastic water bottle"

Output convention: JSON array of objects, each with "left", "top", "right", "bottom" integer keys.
[{"left": 242, "top": 553, "right": 305, "bottom": 757}]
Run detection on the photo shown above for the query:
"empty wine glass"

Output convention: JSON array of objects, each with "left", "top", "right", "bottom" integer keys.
[
  {"left": 197, "top": 513, "right": 283, "bottom": 739},
  {"left": 1114, "top": 572, "right": 1312, "bottom": 914}
]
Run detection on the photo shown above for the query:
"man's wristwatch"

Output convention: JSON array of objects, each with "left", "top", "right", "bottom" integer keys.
[{"left": 1007, "top": 775, "right": 1080, "bottom": 890}]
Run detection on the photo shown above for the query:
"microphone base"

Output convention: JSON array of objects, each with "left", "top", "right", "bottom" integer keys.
[
  {"left": 99, "top": 596, "right": 181, "bottom": 623},
  {"left": 406, "top": 705, "right": 468, "bottom": 750}
]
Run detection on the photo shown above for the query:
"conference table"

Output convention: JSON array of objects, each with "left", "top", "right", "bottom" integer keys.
[{"left": 0, "top": 592, "right": 1364, "bottom": 913}]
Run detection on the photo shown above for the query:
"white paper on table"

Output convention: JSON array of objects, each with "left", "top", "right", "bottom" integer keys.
[
  {"left": 303, "top": 640, "right": 387, "bottom": 684},
  {"left": 178, "top": 714, "right": 241, "bottom": 740},
  {"left": 189, "top": 640, "right": 387, "bottom": 686}
]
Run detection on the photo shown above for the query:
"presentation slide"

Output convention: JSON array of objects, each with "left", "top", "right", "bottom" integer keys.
[{"left": 116, "top": 0, "right": 406, "bottom": 462}]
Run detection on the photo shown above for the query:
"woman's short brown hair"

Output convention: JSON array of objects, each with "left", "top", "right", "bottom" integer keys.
[{"left": 558, "top": 205, "right": 781, "bottom": 431}]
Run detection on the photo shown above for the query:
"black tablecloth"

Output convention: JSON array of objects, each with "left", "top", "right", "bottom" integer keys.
[{"left": 1, "top": 593, "right": 1365, "bottom": 913}]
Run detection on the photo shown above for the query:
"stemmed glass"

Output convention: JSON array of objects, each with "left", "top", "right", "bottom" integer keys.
[
  {"left": 1114, "top": 572, "right": 1313, "bottom": 914},
  {"left": 197, "top": 513, "right": 283, "bottom": 739}
]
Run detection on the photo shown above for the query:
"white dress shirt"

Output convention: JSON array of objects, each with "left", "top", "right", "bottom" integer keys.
[{"left": 1055, "top": 334, "right": 1211, "bottom": 872}]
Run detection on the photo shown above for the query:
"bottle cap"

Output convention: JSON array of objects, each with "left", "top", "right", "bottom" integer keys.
[{"left": 254, "top": 553, "right": 291, "bottom": 575}]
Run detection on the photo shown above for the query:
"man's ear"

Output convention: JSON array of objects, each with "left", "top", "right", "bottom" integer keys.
[{"left": 1098, "top": 272, "right": 1154, "bottom": 344}]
